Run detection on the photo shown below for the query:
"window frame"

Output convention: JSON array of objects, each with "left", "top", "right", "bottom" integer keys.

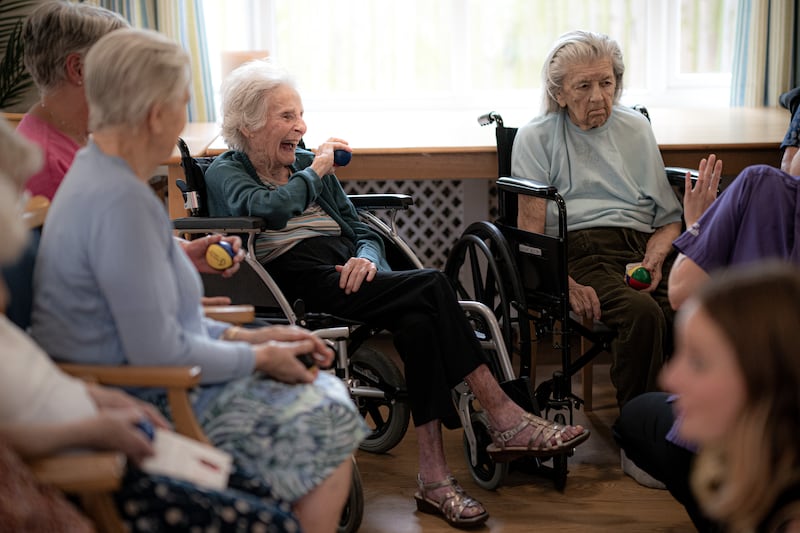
[{"left": 202, "top": 0, "right": 735, "bottom": 113}]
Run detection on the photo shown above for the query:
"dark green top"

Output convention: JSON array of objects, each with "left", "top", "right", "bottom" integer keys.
[{"left": 205, "top": 148, "right": 390, "bottom": 271}]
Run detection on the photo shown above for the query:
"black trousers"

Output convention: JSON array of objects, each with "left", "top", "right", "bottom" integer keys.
[
  {"left": 613, "top": 392, "right": 722, "bottom": 532},
  {"left": 268, "top": 236, "right": 489, "bottom": 427}
]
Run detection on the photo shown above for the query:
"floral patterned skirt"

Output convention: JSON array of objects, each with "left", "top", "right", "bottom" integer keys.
[{"left": 195, "top": 372, "right": 368, "bottom": 502}]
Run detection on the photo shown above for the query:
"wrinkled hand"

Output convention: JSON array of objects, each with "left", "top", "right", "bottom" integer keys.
[
  {"left": 86, "top": 383, "right": 170, "bottom": 430},
  {"left": 335, "top": 257, "right": 377, "bottom": 294},
  {"left": 91, "top": 408, "right": 158, "bottom": 466},
  {"left": 568, "top": 277, "right": 601, "bottom": 321},
  {"left": 781, "top": 146, "right": 798, "bottom": 174},
  {"left": 683, "top": 154, "right": 722, "bottom": 228},
  {"left": 179, "top": 234, "right": 244, "bottom": 278},
  {"left": 240, "top": 325, "right": 333, "bottom": 364},
  {"left": 311, "top": 137, "right": 350, "bottom": 177},
  {"left": 254, "top": 338, "right": 333, "bottom": 384},
  {"left": 640, "top": 254, "right": 666, "bottom": 293},
  {"left": 201, "top": 296, "right": 233, "bottom": 306}
]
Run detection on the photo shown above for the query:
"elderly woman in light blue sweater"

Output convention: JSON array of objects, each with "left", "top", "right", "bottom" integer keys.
[
  {"left": 30, "top": 28, "right": 366, "bottom": 533},
  {"left": 512, "top": 30, "right": 721, "bottom": 408}
]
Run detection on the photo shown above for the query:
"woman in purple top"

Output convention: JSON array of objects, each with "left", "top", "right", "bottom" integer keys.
[{"left": 615, "top": 161, "right": 800, "bottom": 532}]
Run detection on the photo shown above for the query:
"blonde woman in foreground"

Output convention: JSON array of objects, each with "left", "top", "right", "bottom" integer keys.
[{"left": 661, "top": 261, "right": 800, "bottom": 533}]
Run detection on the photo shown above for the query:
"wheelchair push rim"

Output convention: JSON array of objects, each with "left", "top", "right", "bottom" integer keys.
[
  {"left": 349, "top": 346, "right": 411, "bottom": 454},
  {"left": 444, "top": 220, "right": 532, "bottom": 378}
]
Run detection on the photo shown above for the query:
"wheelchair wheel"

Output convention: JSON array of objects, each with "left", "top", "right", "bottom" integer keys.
[
  {"left": 551, "top": 413, "right": 569, "bottom": 491},
  {"left": 338, "top": 457, "right": 364, "bottom": 533},
  {"left": 349, "top": 346, "right": 410, "bottom": 454},
  {"left": 462, "top": 411, "right": 508, "bottom": 490},
  {"left": 444, "top": 221, "right": 532, "bottom": 376}
]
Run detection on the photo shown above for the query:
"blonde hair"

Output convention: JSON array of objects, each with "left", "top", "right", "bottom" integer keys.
[
  {"left": 220, "top": 59, "right": 296, "bottom": 152},
  {"left": 540, "top": 30, "right": 625, "bottom": 114},
  {"left": 689, "top": 262, "right": 800, "bottom": 532},
  {"left": 23, "top": 1, "right": 128, "bottom": 94},
  {"left": 0, "top": 119, "right": 43, "bottom": 264},
  {"left": 84, "top": 28, "right": 190, "bottom": 131}
]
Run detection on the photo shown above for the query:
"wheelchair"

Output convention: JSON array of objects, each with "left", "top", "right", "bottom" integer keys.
[
  {"left": 444, "top": 110, "right": 699, "bottom": 491},
  {"left": 173, "top": 138, "right": 415, "bottom": 460},
  {"left": 172, "top": 138, "right": 552, "bottom": 497}
]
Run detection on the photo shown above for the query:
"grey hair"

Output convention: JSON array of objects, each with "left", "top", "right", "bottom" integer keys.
[
  {"left": 23, "top": 1, "right": 129, "bottom": 94},
  {"left": 220, "top": 59, "right": 297, "bottom": 152},
  {"left": 541, "top": 30, "right": 625, "bottom": 114},
  {"left": 84, "top": 29, "right": 190, "bottom": 131},
  {"left": 0, "top": 118, "right": 43, "bottom": 265}
]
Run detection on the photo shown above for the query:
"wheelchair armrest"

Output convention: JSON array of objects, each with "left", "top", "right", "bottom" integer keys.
[
  {"left": 497, "top": 176, "right": 559, "bottom": 200},
  {"left": 173, "top": 216, "right": 266, "bottom": 232},
  {"left": 204, "top": 304, "right": 255, "bottom": 324},
  {"left": 665, "top": 167, "right": 699, "bottom": 188},
  {"left": 348, "top": 194, "right": 414, "bottom": 210}
]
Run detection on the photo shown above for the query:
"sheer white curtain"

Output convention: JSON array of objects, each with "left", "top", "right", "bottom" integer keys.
[
  {"left": 731, "top": 0, "right": 796, "bottom": 106},
  {"left": 89, "top": 0, "right": 216, "bottom": 121}
]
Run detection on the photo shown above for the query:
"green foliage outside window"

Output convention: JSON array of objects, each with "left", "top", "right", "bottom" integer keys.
[{"left": 0, "top": 0, "right": 36, "bottom": 109}]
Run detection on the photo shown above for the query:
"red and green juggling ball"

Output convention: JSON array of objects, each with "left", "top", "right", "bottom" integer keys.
[{"left": 625, "top": 265, "right": 651, "bottom": 290}]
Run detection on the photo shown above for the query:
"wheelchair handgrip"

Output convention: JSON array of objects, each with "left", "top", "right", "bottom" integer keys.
[
  {"left": 665, "top": 167, "right": 701, "bottom": 188},
  {"left": 497, "top": 176, "right": 559, "bottom": 200},
  {"left": 348, "top": 194, "right": 414, "bottom": 210},
  {"left": 173, "top": 216, "right": 266, "bottom": 232}
]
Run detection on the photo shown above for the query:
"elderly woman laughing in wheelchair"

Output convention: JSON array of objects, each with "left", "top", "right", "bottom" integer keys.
[
  {"left": 203, "top": 58, "right": 590, "bottom": 527},
  {"left": 511, "top": 30, "right": 722, "bottom": 408}
]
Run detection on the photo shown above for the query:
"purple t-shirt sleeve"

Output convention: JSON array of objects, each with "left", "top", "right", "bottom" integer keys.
[
  {"left": 673, "top": 183, "right": 743, "bottom": 273},
  {"left": 674, "top": 165, "right": 799, "bottom": 272}
]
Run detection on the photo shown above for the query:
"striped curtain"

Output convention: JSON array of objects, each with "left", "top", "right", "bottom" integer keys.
[
  {"left": 793, "top": 4, "right": 800, "bottom": 90},
  {"left": 731, "top": 0, "right": 797, "bottom": 106},
  {"left": 86, "top": 0, "right": 215, "bottom": 121}
]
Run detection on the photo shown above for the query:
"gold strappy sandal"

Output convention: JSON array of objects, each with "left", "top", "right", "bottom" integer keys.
[
  {"left": 486, "top": 412, "right": 590, "bottom": 462},
  {"left": 414, "top": 474, "right": 489, "bottom": 528}
]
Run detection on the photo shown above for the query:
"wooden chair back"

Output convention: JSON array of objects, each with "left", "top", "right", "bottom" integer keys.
[{"left": 1, "top": 112, "right": 25, "bottom": 129}]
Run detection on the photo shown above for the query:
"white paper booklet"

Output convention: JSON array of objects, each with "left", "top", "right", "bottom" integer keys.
[{"left": 141, "top": 428, "right": 233, "bottom": 490}]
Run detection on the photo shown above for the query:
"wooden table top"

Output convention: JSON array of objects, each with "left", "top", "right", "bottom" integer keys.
[
  {"left": 167, "top": 122, "right": 221, "bottom": 163},
  {"left": 205, "top": 106, "right": 790, "bottom": 154},
  {"left": 188, "top": 106, "right": 790, "bottom": 183},
  {"left": 167, "top": 106, "right": 790, "bottom": 214}
]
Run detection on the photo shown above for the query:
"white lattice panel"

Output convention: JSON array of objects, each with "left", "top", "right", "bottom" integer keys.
[{"left": 343, "top": 180, "right": 464, "bottom": 269}]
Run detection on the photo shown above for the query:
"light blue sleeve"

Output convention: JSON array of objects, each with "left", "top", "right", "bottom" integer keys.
[
  {"left": 90, "top": 187, "right": 255, "bottom": 384},
  {"left": 203, "top": 316, "right": 230, "bottom": 339},
  {"left": 511, "top": 115, "right": 556, "bottom": 184}
]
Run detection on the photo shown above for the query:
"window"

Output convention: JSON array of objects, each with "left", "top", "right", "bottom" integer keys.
[{"left": 202, "top": 0, "right": 738, "bottom": 115}]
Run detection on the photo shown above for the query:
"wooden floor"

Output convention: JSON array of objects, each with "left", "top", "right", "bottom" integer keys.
[{"left": 353, "top": 348, "right": 692, "bottom": 533}]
